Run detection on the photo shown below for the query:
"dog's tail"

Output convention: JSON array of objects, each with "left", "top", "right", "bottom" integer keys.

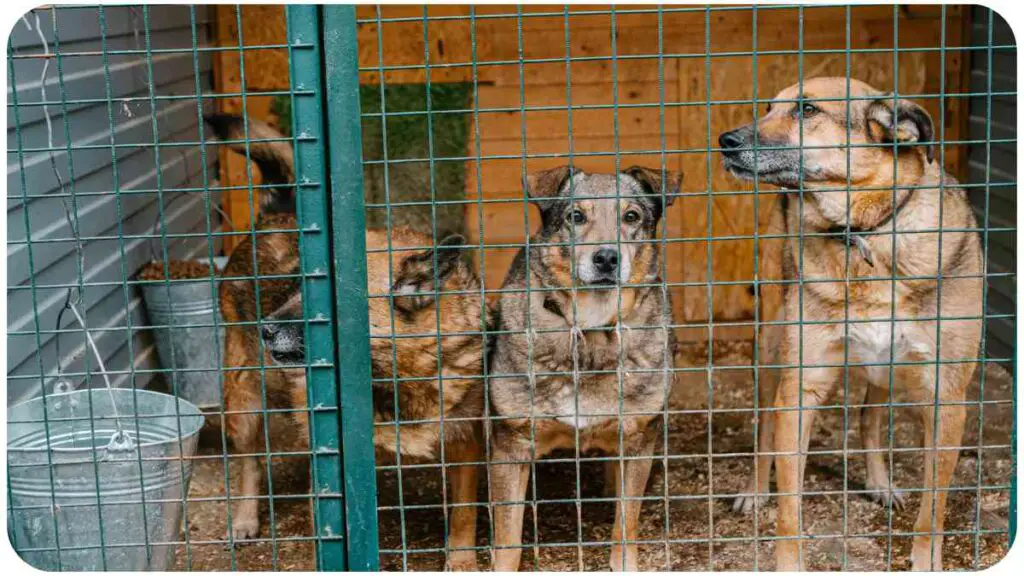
[{"left": 205, "top": 114, "right": 295, "bottom": 214}]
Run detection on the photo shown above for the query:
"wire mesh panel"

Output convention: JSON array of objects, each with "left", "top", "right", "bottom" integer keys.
[
  {"left": 5, "top": 3, "right": 1017, "bottom": 573},
  {"left": 7, "top": 4, "right": 344, "bottom": 571},
  {"left": 355, "top": 4, "right": 1015, "bottom": 571}
]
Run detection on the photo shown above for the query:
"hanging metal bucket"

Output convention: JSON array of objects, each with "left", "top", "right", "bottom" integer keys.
[
  {"left": 140, "top": 256, "right": 228, "bottom": 410},
  {"left": 7, "top": 388, "right": 204, "bottom": 571}
]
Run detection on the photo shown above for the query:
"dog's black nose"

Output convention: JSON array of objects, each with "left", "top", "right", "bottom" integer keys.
[
  {"left": 719, "top": 130, "right": 745, "bottom": 150},
  {"left": 261, "top": 324, "right": 277, "bottom": 341},
  {"left": 593, "top": 249, "right": 619, "bottom": 274}
]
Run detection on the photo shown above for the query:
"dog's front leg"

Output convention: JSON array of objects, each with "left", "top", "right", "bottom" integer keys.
[
  {"left": 489, "top": 434, "right": 531, "bottom": 571},
  {"left": 773, "top": 365, "right": 837, "bottom": 571},
  {"left": 444, "top": 425, "right": 483, "bottom": 571},
  {"left": 861, "top": 383, "right": 906, "bottom": 510},
  {"left": 906, "top": 362, "right": 967, "bottom": 572},
  {"left": 735, "top": 313, "right": 785, "bottom": 514},
  {"left": 224, "top": 366, "right": 265, "bottom": 543},
  {"left": 609, "top": 421, "right": 658, "bottom": 572},
  {"left": 735, "top": 358, "right": 780, "bottom": 513}
]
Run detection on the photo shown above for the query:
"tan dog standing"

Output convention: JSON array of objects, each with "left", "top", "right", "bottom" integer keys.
[
  {"left": 719, "top": 77, "right": 982, "bottom": 571},
  {"left": 488, "top": 166, "right": 679, "bottom": 571}
]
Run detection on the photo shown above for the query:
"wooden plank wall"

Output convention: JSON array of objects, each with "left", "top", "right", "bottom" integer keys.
[{"left": 218, "top": 5, "right": 970, "bottom": 339}]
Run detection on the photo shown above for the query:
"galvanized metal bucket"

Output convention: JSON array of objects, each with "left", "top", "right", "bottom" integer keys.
[
  {"left": 7, "top": 388, "right": 204, "bottom": 571},
  {"left": 140, "top": 256, "right": 228, "bottom": 410}
]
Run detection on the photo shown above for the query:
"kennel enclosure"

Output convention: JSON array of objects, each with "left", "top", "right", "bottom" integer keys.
[{"left": 6, "top": 4, "right": 1016, "bottom": 571}]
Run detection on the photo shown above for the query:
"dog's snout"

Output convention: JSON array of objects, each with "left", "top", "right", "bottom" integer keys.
[
  {"left": 719, "top": 130, "right": 745, "bottom": 150},
  {"left": 260, "top": 324, "right": 277, "bottom": 342},
  {"left": 593, "top": 248, "right": 619, "bottom": 273}
]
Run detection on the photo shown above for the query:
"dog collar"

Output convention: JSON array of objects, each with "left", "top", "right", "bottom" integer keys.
[
  {"left": 824, "top": 227, "right": 876, "bottom": 267},
  {"left": 822, "top": 189, "right": 915, "bottom": 268}
]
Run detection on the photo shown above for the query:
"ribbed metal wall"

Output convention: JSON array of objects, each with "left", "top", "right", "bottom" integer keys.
[
  {"left": 7, "top": 6, "right": 218, "bottom": 403},
  {"left": 967, "top": 6, "right": 1016, "bottom": 365}
]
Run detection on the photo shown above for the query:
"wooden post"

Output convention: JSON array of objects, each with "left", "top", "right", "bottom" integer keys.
[{"left": 212, "top": 5, "right": 290, "bottom": 251}]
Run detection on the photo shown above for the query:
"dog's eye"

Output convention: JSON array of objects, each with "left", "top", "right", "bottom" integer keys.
[
  {"left": 566, "top": 210, "right": 586, "bottom": 226},
  {"left": 799, "top": 103, "right": 820, "bottom": 118},
  {"left": 622, "top": 210, "right": 641, "bottom": 224},
  {"left": 765, "top": 103, "right": 773, "bottom": 113}
]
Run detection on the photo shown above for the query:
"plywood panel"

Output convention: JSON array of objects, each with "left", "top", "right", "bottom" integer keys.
[
  {"left": 465, "top": 140, "right": 679, "bottom": 197},
  {"left": 214, "top": 5, "right": 289, "bottom": 92},
  {"left": 489, "top": 58, "right": 680, "bottom": 88},
  {"left": 455, "top": 4, "right": 967, "bottom": 335},
  {"left": 475, "top": 109, "right": 679, "bottom": 145},
  {"left": 356, "top": 6, "right": 484, "bottom": 84},
  {"left": 213, "top": 4, "right": 969, "bottom": 341},
  {"left": 474, "top": 80, "right": 681, "bottom": 109}
]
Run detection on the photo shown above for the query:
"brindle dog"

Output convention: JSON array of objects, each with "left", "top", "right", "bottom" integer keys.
[
  {"left": 719, "top": 77, "right": 983, "bottom": 571},
  {"left": 488, "top": 166, "right": 679, "bottom": 571},
  {"left": 209, "top": 115, "right": 487, "bottom": 570}
]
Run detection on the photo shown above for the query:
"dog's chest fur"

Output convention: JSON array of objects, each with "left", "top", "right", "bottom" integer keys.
[
  {"left": 843, "top": 316, "right": 935, "bottom": 370},
  {"left": 780, "top": 180, "right": 982, "bottom": 389},
  {"left": 492, "top": 283, "right": 674, "bottom": 431}
]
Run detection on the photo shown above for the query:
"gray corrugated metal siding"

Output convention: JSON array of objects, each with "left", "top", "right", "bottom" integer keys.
[
  {"left": 967, "top": 6, "right": 1016, "bottom": 366},
  {"left": 7, "top": 6, "right": 220, "bottom": 403}
]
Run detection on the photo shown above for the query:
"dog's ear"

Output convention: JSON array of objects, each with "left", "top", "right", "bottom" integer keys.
[
  {"left": 865, "top": 96, "right": 935, "bottom": 163},
  {"left": 527, "top": 166, "right": 577, "bottom": 224},
  {"left": 623, "top": 166, "right": 682, "bottom": 206},
  {"left": 391, "top": 234, "right": 465, "bottom": 317},
  {"left": 623, "top": 166, "right": 682, "bottom": 220},
  {"left": 526, "top": 165, "right": 575, "bottom": 200}
]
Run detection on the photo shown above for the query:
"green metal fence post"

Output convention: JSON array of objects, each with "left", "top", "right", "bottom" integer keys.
[
  {"left": 286, "top": 6, "right": 347, "bottom": 570},
  {"left": 322, "top": 5, "right": 381, "bottom": 570}
]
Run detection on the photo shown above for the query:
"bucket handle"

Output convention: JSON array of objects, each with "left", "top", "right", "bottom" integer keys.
[
  {"left": 51, "top": 289, "right": 80, "bottom": 393},
  {"left": 50, "top": 293, "right": 126, "bottom": 435},
  {"left": 103, "top": 429, "right": 137, "bottom": 457},
  {"left": 51, "top": 378, "right": 73, "bottom": 395}
]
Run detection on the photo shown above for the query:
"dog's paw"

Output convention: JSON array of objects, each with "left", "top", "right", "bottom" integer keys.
[
  {"left": 609, "top": 544, "right": 640, "bottom": 572},
  {"left": 866, "top": 483, "right": 907, "bottom": 511},
  {"left": 444, "top": 551, "right": 479, "bottom": 572},
  {"left": 732, "top": 493, "right": 769, "bottom": 514},
  {"left": 227, "top": 518, "right": 260, "bottom": 547}
]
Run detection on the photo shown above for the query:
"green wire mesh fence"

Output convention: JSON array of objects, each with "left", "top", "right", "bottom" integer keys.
[
  {"left": 5, "top": 3, "right": 1016, "bottom": 572},
  {"left": 7, "top": 4, "right": 343, "bottom": 570}
]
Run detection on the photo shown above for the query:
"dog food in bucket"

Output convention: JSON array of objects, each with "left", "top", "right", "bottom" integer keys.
[{"left": 139, "top": 259, "right": 225, "bottom": 410}]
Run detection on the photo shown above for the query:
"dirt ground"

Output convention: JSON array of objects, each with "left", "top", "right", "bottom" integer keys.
[{"left": 173, "top": 341, "right": 1013, "bottom": 571}]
